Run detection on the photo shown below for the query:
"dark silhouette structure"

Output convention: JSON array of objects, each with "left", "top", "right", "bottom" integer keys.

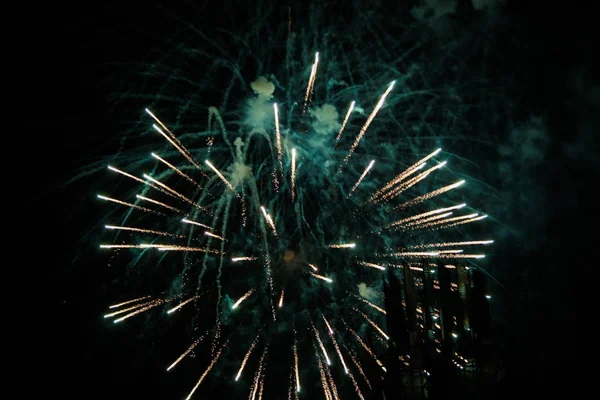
[{"left": 377, "top": 261, "right": 495, "bottom": 399}]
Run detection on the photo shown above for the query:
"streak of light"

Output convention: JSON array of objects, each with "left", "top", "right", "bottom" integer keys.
[
  {"left": 232, "top": 288, "right": 256, "bottom": 309},
  {"left": 204, "top": 231, "right": 226, "bottom": 241},
  {"left": 336, "top": 101, "right": 355, "bottom": 142},
  {"left": 135, "top": 194, "right": 181, "bottom": 213},
  {"left": 181, "top": 218, "right": 213, "bottom": 230},
  {"left": 356, "top": 261, "right": 385, "bottom": 270},
  {"left": 97, "top": 194, "right": 161, "bottom": 215},
  {"left": 205, "top": 160, "right": 236, "bottom": 192},
  {"left": 328, "top": 243, "right": 355, "bottom": 249},
  {"left": 232, "top": 256, "right": 258, "bottom": 262},
  {"left": 341, "top": 81, "right": 395, "bottom": 168},
  {"left": 167, "top": 295, "right": 201, "bottom": 314},
  {"left": 235, "top": 333, "right": 260, "bottom": 381},
  {"left": 310, "top": 272, "right": 333, "bottom": 283},
  {"left": 167, "top": 334, "right": 205, "bottom": 371},
  {"left": 185, "top": 341, "right": 228, "bottom": 400},
  {"left": 108, "top": 296, "right": 151, "bottom": 309},
  {"left": 348, "top": 160, "right": 375, "bottom": 197}
]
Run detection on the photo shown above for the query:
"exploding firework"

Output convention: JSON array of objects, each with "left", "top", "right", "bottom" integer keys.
[{"left": 96, "top": 5, "right": 498, "bottom": 399}]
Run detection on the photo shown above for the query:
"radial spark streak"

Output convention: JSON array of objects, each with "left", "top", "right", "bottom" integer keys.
[
  {"left": 136, "top": 194, "right": 181, "bottom": 213},
  {"left": 347, "top": 370, "right": 365, "bottom": 400},
  {"left": 294, "top": 334, "right": 300, "bottom": 393},
  {"left": 345, "top": 346, "right": 372, "bottom": 389},
  {"left": 112, "top": 297, "right": 174, "bottom": 323},
  {"left": 97, "top": 194, "right": 160, "bottom": 215},
  {"left": 440, "top": 214, "right": 488, "bottom": 228},
  {"left": 303, "top": 52, "right": 319, "bottom": 114},
  {"left": 356, "top": 261, "right": 386, "bottom": 271},
  {"left": 104, "top": 224, "right": 183, "bottom": 238},
  {"left": 232, "top": 288, "right": 256, "bottom": 309},
  {"left": 335, "top": 101, "right": 355, "bottom": 142},
  {"left": 236, "top": 333, "right": 260, "bottom": 381},
  {"left": 291, "top": 148, "right": 296, "bottom": 202},
  {"left": 310, "top": 272, "right": 333, "bottom": 283},
  {"left": 410, "top": 240, "right": 494, "bottom": 249},
  {"left": 324, "top": 358, "right": 340, "bottom": 400},
  {"left": 250, "top": 346, "right": 268, "bottom": 400},
  {"left": 167, "top": 335, "right": 204, "bottom": 371},
  {"left": 376, "top": 161, "right": 447, "bottom": 203},
  {"left": 260, "top": 206, "right": 278, "bottom": 238},
  {"left": 312, "top": 322, "right": 331, "bottom": 365},
  {"left": 204, "top": 231, "right": 226, "bottom": 241},
  {"left": 232, "top": 256, "right": 259, "bottom": 262},
  {"left": 181, "top": 218, "right": 214, "bottom": 230},
  {"left": 328, "top": 243, "right": 356, "bottom": 249},
  {"left": 150, "top": 122, "right": 202, "bottom": 170},
  {"left": 143, "top": 174, "right": 209, "bottom": 213},
  {"left": 324, "top": 323, "right": 349, "bottom": 375},
  {"left": 438, "top": 253, "right": 486, "bottom": 259},
  {"left": 273, "top": 103, "right": 283, "bottom": 187},
  {"left": 104, "top": 299, "right": 154, "bottom": 318},
  {"left": 100, "top": 244, "right": 149, "bottom": 249},
  {"left": 258, "top": 375, "right": 265, "bottom": 400},
  {"left": 414, "top": 213, "right": 479, "bottom": 230},
  {"left": 347, "top": 325, "right": 386, "bottom": 372},
  {"left": 351, "top": 293, "right": 387, "bottom": 314},
  {"left": 107, "top": 165, "right": 146, "bottom": 184},
  {"left": 108, "top": 165, "right": 189, "bottom": 206},
  {"left": 382, "top": 251, "right": 440, "bottom": 258},
  {"left": 156, "top": 245, "right": 220, "bottom": 254},
  {"left": 108, "top": 295, "right": 151, "bottom": 309},
  {"left": 341, "top": 81, "right": 395, "bottom": 167},
  {"left": 348, "top": 160, "right": 375, "bottom": 197},
  {"left": 205, "top": 160, "right": 236, "bottom": 192},
  {"left": 366, "top": 148, "right": 441, "bottom": 204},
  {"left": 167, "top": 295, "right": 201, "bottom": 314},
  {"left": 398, "top": 212, "right": 454, "bottom": 230},
  {"left": 185, "top": 341, "right": 228, "bottom": 400},
  {"left": 151, "top": 152, "right": 204, "bottom": 187},
  {"left": 356, "top": 308, "right": 389, "bottom": 340},
  {"left": 396, "top": 180, "right": 465, "bottom": 210},
  {"left": 383, "top": 203, "right": 466, "bottom": 230},
  {"left": 321, "top": 314, "right": 334, "bottom": 334},
  {"left": 145, "top": 108, "right": 198, "bottom": 168},
  {"left": 315, "top": 344, "right": 332, "bottom": 400}
]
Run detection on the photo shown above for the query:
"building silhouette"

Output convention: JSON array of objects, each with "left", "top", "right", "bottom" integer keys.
[{"left": 374, "top": 261, "right": 496, "bottom": 399}]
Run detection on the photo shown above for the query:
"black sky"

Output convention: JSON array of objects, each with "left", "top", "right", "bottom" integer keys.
[{"left": 24, "top": 0, "right": 594, "bottom": 398}]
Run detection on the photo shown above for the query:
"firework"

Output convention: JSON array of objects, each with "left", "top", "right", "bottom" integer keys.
[{"left": 97, "top": 14, "right": 495, "bottom": 399}]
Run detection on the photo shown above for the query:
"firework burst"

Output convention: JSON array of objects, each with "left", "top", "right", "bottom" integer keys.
[{"left": 98, "top": 18, "right": 494, "bottom": 399}]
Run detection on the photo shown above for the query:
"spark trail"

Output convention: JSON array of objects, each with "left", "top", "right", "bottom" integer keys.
[
  {"left": 232, "top": 288, "right": 255, "bottom": 310},
  {"left": 236, "top": 333, "right": 261, "bottom": 381},
  {"left": 185, "top": 341, "right": 229, "bottom": 400},
  {"left": 340, "top": 81, "right": 395, "bottom": 170},
  {"left": 167, "top": 334, "right": 206, "bottom": 371}
]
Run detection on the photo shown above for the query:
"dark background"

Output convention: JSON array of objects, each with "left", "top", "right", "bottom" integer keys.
[{"left": 24, "top": 0, "right": 592, "bottom": 397}]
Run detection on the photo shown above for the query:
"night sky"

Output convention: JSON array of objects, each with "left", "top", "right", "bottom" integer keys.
[{"left": 26, "top": 0, "right": 593, "bottom": 398}]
